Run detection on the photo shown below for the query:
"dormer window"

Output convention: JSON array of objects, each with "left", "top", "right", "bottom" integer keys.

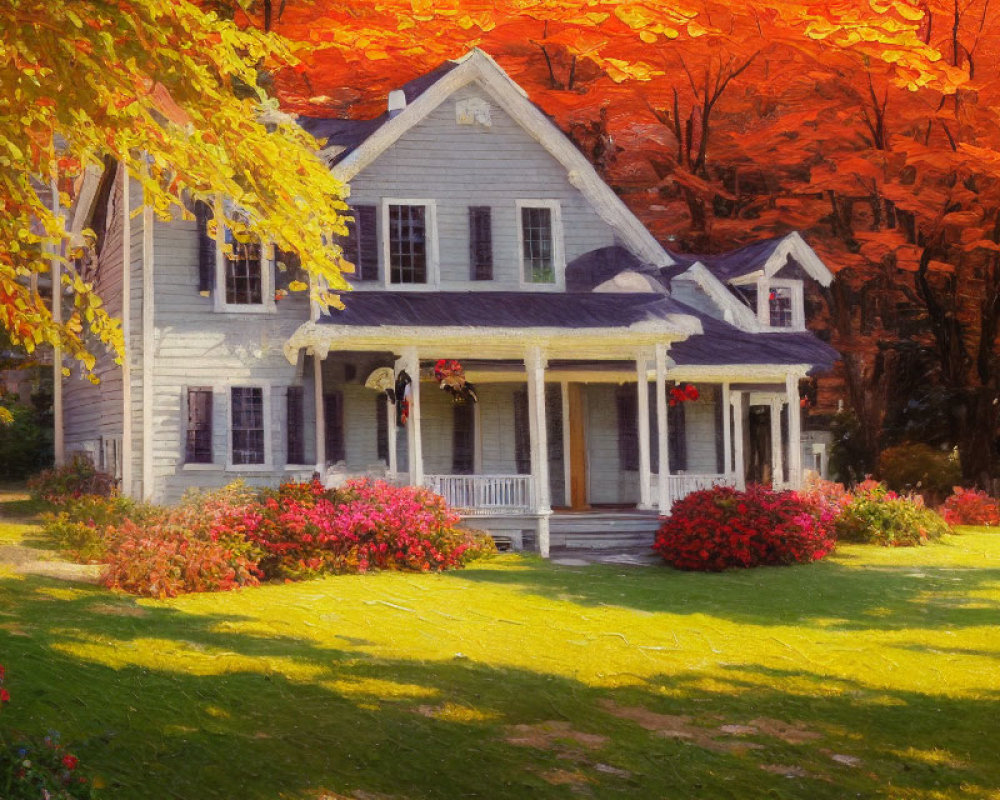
[
  {"left": 768, "top": 286, "right": 793, "bottom": 328},
  {"left": 733, "top": 277, "right": 804, "bottom": 330}
]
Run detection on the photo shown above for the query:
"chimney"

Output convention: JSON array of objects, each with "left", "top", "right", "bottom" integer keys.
[{"left": 387, "top": 89, "right": 406, "bottom": 117}]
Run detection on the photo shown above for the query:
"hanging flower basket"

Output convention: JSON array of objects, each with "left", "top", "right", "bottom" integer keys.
[
  {"left": 434, "top": 359, "right": 478, "bottom": 404},
  {"left": 668, "top": 382, "right": 699, "bottom": 406}
]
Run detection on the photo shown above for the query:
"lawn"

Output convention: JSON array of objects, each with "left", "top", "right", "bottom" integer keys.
[{"left": 1, "top": 491, "right": 999, "bottom": 799}]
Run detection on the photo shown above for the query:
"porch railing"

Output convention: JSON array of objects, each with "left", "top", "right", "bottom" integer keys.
[
  {"left": 650, "top": 473, "right": 735, "bottom": 505},
  {"left": 425, "top": 474, "right": 534, "bottom": 516}
]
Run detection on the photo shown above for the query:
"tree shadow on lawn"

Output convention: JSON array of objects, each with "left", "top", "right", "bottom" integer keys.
[
  {"left": 454, "top": 556, "right": 1000, "bottom": 633},
  {"left": 1, "top": 574, "right": 998, "bottom": 799}
]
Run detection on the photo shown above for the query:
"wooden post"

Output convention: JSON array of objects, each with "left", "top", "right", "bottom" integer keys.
[
  {"left": 636, "top": 352, "right": 652, "bottom": 509},
  {"left": 402, "top": 347, "right": 423, "bottom": 486},
  {"left": 654, "top": 344, "right": 670, "bottom": 514},
  {"left": 721, "top": 381, "right": 732, "bottom": 481},
  {"left": 120, "top": 167, "right": 133, "bottom": 497},
  {"left": 770, "top": 397, "right": 784, "bottom": 488},
  {"left": 525, "top": 346, "right": 550, "bottom": 557},
  {"left": 313, "top": 351, "right": 326, "bottom": 475},
  {"left": 731, "top": 391, "right": 746, "bottom": 490},
  {"left": 786, "top": 373, "right": 803, "bottom": 489}
]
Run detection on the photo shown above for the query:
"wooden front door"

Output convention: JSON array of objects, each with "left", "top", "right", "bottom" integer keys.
[{"left": 567, "top": 383, "right": 589, "bottom": 510}]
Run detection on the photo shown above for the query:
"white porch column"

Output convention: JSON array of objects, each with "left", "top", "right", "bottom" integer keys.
[
  {"left": 654, "top": 344, "right": 670, "bottom": 514},
  {"left": 402, "top": 346, "right": 424, "bottom": 487},
  {"left": 721, "top": 382, "right": 732, "bottom": 482},
  {"left": 786, "top": 373, "right": 803, "bottom": 489},
  {"left": 313, "top": 351, "right": 326, "bottom": 474},
  {"left": 636, "top": 352, "right": 652, "bottom": 510},
  {"left": 731, "top": 391, "right": 746, "bottom": 490},
  {"left": 525, "top": 346, "right": 551, "bottom": 557},
  {"left": 770, "top": 397, "right": 785, "bottom": 489}
]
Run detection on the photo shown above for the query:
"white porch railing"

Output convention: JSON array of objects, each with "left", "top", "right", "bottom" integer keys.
[
  {"left": 425, "top": 474, "right": 534, "bottom": 516},
  {"left": 651, "top": 473, "right": 736, "bottom": 505}
]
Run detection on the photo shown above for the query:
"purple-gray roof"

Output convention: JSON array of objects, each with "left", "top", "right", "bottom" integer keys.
[
  {"left": 565, "top": 246, "right": 651, "bottom": 292},
  {"left": 668, "top": 236, "right": 789, "bottom": 282}
]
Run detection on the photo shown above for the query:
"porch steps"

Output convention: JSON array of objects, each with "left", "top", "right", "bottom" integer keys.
[{"left": 548, "top": 511, "right": 661, "bottom": 550}]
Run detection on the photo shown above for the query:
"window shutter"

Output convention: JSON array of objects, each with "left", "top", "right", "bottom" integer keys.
[
  {"left": 376, "top": 393, "right": 389, "bottom": 463},
  {"left": 324, "top": 391, "right": 345, "bottom": 464},
  {"left": 286, "top": 386, "right": 304, "bottom": 464},
  {"left": 345, "top": 204, "right": 378, "bottom": 281},
  {"left": 714, "top": 386, "right": 725, "bottom": 474},
  {"left": 513, "top": 388, "right": 530, "bottom": 474},
  {"left": 668, "top": 388, "right": 687, "bottom": 472},
  {"left": 452, "top": 403, "right": 475, "bottom": 474},
  {"left": 616, "top": 386, "right": 639, "bottom": 471},
  {"left": 648, "top": 383, "right": 659, "bottom": 474},
  {"left": 194, "top": 201, "right": 215, "bottom": 295},
  {"left": 186, "top": 388, "right": 213, "bottom": 463},
  {"left": 469, "top": 206, "right": 493, "bottom": 280}
]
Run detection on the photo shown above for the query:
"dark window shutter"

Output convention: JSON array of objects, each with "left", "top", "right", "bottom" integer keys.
[
  {"left": 513, "top": 388, "right": 530, "bottom": 474},
  {"left": 345, "top": 204, "right": 378, "bottom": 281},
  {"left": 648, "top": 383, "right": 659, "bottom": 474},
  {"left": 376, "top": 393, "right": 389, "bottom": 463},
  {"left": 452, "top": 403, "right": 475, "bottom": 474},
  {"left": 668, "top": 386, "right": 687, "bottom": 473},
  {"left": 194, "top": 201, "right": 215, "bottom": 294},
  {"left": 186, "top": 388, "right": 213, "bottom": 463},
  {"left": 616, "top": 386, "right": 639, "bottom": 471},
  {"left": 469, "top": 206, "right": 493, "bottom": 280},
  {"left": 714, "top": 386, "right": 725, "bottom": 473},
  {"left": 324, "top": 391, "right": 345, "bottom": 464},
  {"left": 286, "top": 386, "right": 304, "bottom": 464}
]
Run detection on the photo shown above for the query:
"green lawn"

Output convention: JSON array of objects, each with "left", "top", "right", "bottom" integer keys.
[{"left": 1, "top": 492, "right": 999, "bottom": 799}]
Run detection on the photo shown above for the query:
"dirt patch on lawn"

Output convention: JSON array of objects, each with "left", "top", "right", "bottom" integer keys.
[
  {"left": 599, "top": 700, "right": 759, "bottom": 753},
  {"left": 0, "top": 544, "right": 101, "bottom": 584},
  {"left": 506, "top": 720, "right": 608, "bottom": 752}
]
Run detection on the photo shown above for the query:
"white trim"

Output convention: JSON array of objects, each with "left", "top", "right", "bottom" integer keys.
[
  {"left": 677, "top": 263, "right": 760, "bottom": 331},
  {"left": 764, "top": 232, "right": 834, "bottom": 286},
  {"left": 402, "top": 347, "right": 424, "bottom": 485},
  {"left": 141, "top": 195, "right": 155, "bottom": 501},
  {"left": 655, "top": 344, "right": 670, "bottom": 515},
  {"left": 182, "top": 463, "right": 225, "bottom": 472},
  {"left": 786, "top": 373, "right": 804, "bottom": 489},
  {"left": 225, "top": 383, "right": 274, "bottom": 471},
  {"left": 331, "top": 50, "right": 674, "bottom": 268},
  {"left": 525, "top": 345, "right": 550, "bottom": 557},
  {"left": 314, "top": 354, "right": 326, "bottom": 472},
  {"left": 731, "top": 391, "right": 746, "bottom": 490},
  {"left": 515, "top": 199, "right": 565, "bottom": 289},
  {"left": 636, "top": 352, "right": 652, "bottom": 510},
  {"left": 769, "top": 397, "right": 785, "bottom": 487},
  {"left": 381, "top": 199, "right": 440, "bottom": 289},
  {"left": 120, "top": 168, "right": 133, "bottom": 497}
]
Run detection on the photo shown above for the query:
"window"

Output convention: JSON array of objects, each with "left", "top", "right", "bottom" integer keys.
[
  {"left": 343, "top": 204, "right": 379, "bottom": 281},
  {"left": 387, "top": 204, "right": 427, "bottom": 284},
  {"left": 225, "top": 231, "right": 263, "bottom": 305},
  {"left": 469, "top": 206, "right": 493, "bottom": 280},
  {"left": 231, "top": 387, "right": 265, "bottom": 465},
  {"left": 186, "top": 388, "right": 213, "bottom": 464},
  {"left": 212, "top": 199, "right": 274, "bottom": 312},
  {"left": 516, "top": 201, "right": 562, "bottom": 285},
  {"left": 768, "top": 286, "right": 793, "bottom": 327},
  {"left": 286, "top": 386, "right": 305, "bottom": 464}
]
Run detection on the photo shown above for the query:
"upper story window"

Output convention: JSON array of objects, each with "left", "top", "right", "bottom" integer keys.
[
  {"left": 198, "top": 198, "right": 274, "bottom": 313},
  {"left": 388, "top": 203, "right": 427, "bottom": 284},
  {"left": 768, "top": 286, "right": 793, "bottom": 328},
  {"left": 516, "top": 200, "right": 563, "bottom": 287},
  {"left": 736, "top": 277, "right": 804, "bottom": 331},
  {"left": 224, "top": 231, "right": 263, "bottom": 305}
]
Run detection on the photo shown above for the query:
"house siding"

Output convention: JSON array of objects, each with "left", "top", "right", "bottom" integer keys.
[{"left": 346, "top": 83, "right": 619, "bottom": 289}]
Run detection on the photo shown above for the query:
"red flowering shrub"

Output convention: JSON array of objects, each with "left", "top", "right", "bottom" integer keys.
[
  {"left": 654, "top": 484, "right": 836, "bottom": 571},
  {"left": 939, "top": 487, "right": 1000, "bottom": 527}
]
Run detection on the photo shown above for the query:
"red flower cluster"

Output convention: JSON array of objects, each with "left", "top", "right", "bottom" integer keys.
[
  {"left": 434, "top": 359, "right": 464, "bottom": 382},
  {"left": 940, "top": 487, "right": 1000, "bottom": 527},
  {"left": 653, "top": 484, "right": 836, "bottom": 571},
  {"left": 668, "top": 383, "right": 699, "bottom": 406}
]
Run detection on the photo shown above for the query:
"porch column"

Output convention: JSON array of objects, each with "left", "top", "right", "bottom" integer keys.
[
  {"left": 654, "top": 344, "right": 670, "bottom": 514},
  {"left": 313, "top": 351, "right": 326, "bottom": 474},
  {"left": 561, "top": 380, "right": 572, "bottom": 508},
  {"left": 770, "top": 397, "right": 785, "bottom": 489},
  {"left": 525, "top": 346, "right": 551, "bottom": 557},
  {"left": 636, "top": 352, "right": 652, "bottom": 510},
  {"left": 721, "top": 382, "right": 732, "bottom": 482},
  {"left": 786, "top": 373, "right": 803, "bottom": 489},
  {"left": 402, "top": 346, "right": 424, "bottom": 486},
  {"left": 731, "top": 391, "right": 746, "bottom": 489}
]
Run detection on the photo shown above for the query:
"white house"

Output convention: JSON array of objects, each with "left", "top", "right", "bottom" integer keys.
[{"left": 61, "top": 50, "right": 837, "bottom": 555}]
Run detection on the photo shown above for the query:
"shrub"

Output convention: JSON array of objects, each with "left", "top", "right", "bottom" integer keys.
[
  {"left": 653, "top": 484, "right": 836, "bottom": 571},
  {"left": 0, "top": 394, "right": 53, "bottom": 480},
  {"left": 878, "top": 442, "right": 961, "bottom": 502},
  {"left": 42, "top": 494, "right": 144, "bottom": 562},
  {"left": 939, "top": 487, "right": 1000, "bottom": 527},
  {"left": 27, "top": 455, "right": 115, "bottom": 505},
  {"left": 0, "top": 666, "right": 94, "bottom": 799},
  {"left": 836, "top": 482, "right": 950, "bottom": 546}
]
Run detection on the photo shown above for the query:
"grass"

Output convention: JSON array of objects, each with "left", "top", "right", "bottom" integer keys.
[{"left": 1, "top": 490, "right": 999, "bottom": 799}]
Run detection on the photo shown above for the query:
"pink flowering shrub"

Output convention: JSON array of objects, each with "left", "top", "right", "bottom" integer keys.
[
  {"left": 939, "top": 487, "right": 1000, "bottom": 527},
  {"left": 653, "top": 484, "right": 836, "bottom": 571}
]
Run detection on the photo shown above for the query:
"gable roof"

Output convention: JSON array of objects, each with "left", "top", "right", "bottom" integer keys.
[
  {"left": 669, "top": 232, "right": 833, "bottom": 286},
  {"left": 300, "top": 49, "right": 675, "bottom": 268}
]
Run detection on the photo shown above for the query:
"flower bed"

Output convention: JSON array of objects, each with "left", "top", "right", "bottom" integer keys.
[
  {"left": 939, "top": 487, "right": 1000, "bottom": 527},
  {"left": 653, "top": 484, "right": 836, "bottom": 571}
]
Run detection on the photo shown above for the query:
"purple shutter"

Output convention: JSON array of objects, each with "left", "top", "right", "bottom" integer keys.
[
  {"left": 469, "top": 206, "right": 493, "bottom": 280},
  {"left": 513, "top": 388, "right": 530, "bottom": 474},
  {"left": 286, "top": 386, "right": 304, "bottom": 464},
  {"left": 194, "top": 201, "right": 215, "bottom": 294},
  {"left": 376, "top": 393, "right": 389, "bottom": 463},
  {"left": 452, "top": 402, "right": 475, "bottom": 474},
  {"left": 345, "top": 205, "right": 378, "bottom": 281},
  {"left": 324, "top": 391, "right": 345, "bottom": 464},
  {"left": 616, "top": 386, "right": 639, "bottom": 471}
]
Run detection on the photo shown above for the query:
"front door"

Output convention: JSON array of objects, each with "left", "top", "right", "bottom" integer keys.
[{"left": 567, "top": 383, "right": 589, "bottom": 510}]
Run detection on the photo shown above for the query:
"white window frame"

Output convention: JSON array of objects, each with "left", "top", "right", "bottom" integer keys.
[
  {"left": 226, "top": 383, "right": 273, "bottom": 471},
  {"left": 757, "top": 277, "right": 805, "bottom": 331},
  {"left": 382, "top": 199, "right": 439, "bottom": 289},
  {"left": 516, "top": 199, "right": 564, "bottom": 290},
  {"left": 214, "top": 195, "right": 276, "bottom": 314}
]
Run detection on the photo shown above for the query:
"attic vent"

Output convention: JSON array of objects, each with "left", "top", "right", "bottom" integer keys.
[
  {"left": 387, "top": 90, "right": 406, "bottom": 117},
  {"left": 455, "top": 96, "right": 491, "bottom": 127}
]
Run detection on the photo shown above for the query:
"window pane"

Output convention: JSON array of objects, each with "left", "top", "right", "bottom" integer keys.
[
  {"left": 769, "top": 287, "right": 793, "bottom": 327},
  {"left": 186, "top": 388, "right": 213, "bottom": 463},
  {"left": 225, "top": 240, "right": 263, "bottom": 304},
  {"left": 232, "top": 387, "right": 265, "bottom": 464},
  {"left": 521, "top": 206, "right": 554, "bottom": 283},
  {"left": 388, "top": 204, "right": 427, "bottom": 284}
]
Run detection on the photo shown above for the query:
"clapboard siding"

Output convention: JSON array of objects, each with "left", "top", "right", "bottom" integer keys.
[{"left": 347, "top": 84, "right": 618, "bottom": 289}]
